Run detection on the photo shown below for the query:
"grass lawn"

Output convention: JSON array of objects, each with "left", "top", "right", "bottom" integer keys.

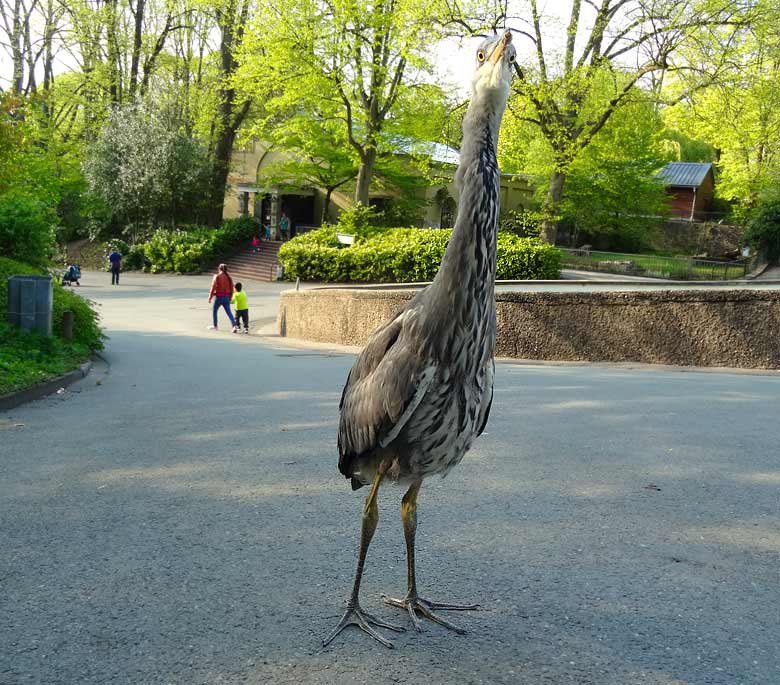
[
  {"left": 0, "top": 322, "right": 90, "bottom": 396},
  {"left": 560, "top": 249, "right": 748, "bottom": 280}
]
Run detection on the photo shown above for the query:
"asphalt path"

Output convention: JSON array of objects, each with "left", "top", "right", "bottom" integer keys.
[{"left": 2, "top": 271, "right": 780, "bottom": 684}]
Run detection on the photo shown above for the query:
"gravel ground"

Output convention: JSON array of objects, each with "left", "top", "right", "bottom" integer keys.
[{"left": 1, "top": 272, "right": 779, "bottom": 684}]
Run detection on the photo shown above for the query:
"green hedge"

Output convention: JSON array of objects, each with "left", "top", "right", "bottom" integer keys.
[
  {"left": 278, "top": 226, "right": 561, "bottom": 282},
  {"left": 126, "top": 217, "right": 258, "bottom": 273}
]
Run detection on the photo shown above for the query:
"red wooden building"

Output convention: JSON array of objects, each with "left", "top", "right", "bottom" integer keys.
[{"left": 656, "top": 162, "right": 715, "bottom": 220}]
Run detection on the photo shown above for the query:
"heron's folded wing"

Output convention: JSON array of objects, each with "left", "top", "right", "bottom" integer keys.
[
  {"left": 476, "top": 358, "right": 495, "bottom": 436},
  {"left": 338, "top": 311, "right": 434, "bottom": 477}
]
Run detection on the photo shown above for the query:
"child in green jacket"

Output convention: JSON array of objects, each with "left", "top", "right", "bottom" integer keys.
[{"left": 231, "top": 282, "right": 249, "bottom": 334}]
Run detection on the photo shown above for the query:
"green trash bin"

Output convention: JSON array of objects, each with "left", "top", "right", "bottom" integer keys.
[{"left": 7, "top": 275, "right": 53, "bottom": 336}]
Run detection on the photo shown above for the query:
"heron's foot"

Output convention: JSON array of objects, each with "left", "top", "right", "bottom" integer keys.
[
  {"left": 322, "top": 602, "right": 405, "bottom": 649},
  {"left": 381, "top": 592, "right": 479, "bottom": 634}
]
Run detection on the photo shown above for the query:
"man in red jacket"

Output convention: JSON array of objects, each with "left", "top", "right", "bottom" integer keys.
[{"left": 207, "top": 263, "right": 237, "bottom": 331}]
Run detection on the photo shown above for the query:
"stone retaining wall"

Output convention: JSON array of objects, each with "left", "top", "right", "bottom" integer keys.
[{"left": 277, "top": 288, "right": 780, "bottom": 369}]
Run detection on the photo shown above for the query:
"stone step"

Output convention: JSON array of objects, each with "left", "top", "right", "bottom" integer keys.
[{"left": 218, "top": 242, "right": 283, "bottom": 282}]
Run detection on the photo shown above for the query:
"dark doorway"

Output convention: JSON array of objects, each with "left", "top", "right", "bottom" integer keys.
[
  {"left": 259, "top": 194, "right": 272, "bottom": 227},
  {"left": 281, "top": 194, "right": 316, "bottom": 237}
]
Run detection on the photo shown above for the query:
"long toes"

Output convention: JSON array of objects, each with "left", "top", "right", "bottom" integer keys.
[
  {"left": 380, "top": 594, "right": 406, "bottom": 609},
  {"left": 426, "top": 601, "right": 480, "bottom": 611},
  {"left": 406, "top": 602, "right": 423, "bottom": 632},
  {"left": 322, "top": 615, "right": 352, "bottom": 647},
  {"left": 323, "top": 607, "right": 398, "bottom": 649},
  {"left": 354, "top": 613, "right": 396, "bottom": 648},
  {"left": 416, "top": 603, "right": 467, "bottom": 635},
  {"left": 362, "top": 609, "right": 406, "bottom": 633}
]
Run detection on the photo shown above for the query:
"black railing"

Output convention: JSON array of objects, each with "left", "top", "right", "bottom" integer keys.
[{"left": 559, "top": 248, "right": 750, "bottom": 280}]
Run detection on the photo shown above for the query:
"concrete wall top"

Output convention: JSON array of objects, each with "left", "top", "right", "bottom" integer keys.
[{"left": 277, "top": 286, "right": 780, "bottom": 369}]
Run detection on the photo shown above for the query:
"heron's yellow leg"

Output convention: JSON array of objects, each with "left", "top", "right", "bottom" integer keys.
[
  {"left": 323, "top": 461, "right": 404, "bottom": 649},
  {"left": 382, "top": 480, "right": 480, "bottom": 634},
  {"left": 348, "top": 461, "right": 390, "bottom": 603},
  {"left": 401, "top": 480, "right": 422, "bottom": 595}
]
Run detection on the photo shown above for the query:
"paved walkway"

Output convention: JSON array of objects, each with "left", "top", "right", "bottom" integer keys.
[
  {"left": 1, "top": 271, "right": 780, "bottom": 684},
  {"left": 755, "top": 264, "right": 780, "bottom": 280}
]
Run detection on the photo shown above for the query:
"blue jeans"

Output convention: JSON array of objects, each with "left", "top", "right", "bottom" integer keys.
[{"left": 212, "top": 296, "right": 236, "bottom": 327}]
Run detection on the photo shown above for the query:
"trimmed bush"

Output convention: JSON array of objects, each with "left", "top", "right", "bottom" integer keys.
[
  {"left": 278, "top": 227, "right": 560, "bottom": 282},
  {"left": 496, "top": 234, "right": 560, "bottom": 279}
]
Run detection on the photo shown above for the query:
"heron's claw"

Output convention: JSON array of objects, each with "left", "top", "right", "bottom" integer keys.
[
  {"left": 322, "top": 603, "right": 405, "bottom": 649},
  {"left": 381, "top": 592, "right": 479, "bottom": 634}
]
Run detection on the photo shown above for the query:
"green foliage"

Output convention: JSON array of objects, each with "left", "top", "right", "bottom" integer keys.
[
  {"left": 496, "top": 234, "right": 561, "bottom": 280},
  {"left": 278, "top": 227, "right": 560, "bottom": 282},
  {"left": 83, "top": 103, "right": 213, "bottom": 236},
  {"left": 501, "top": 86, "right": 670, "bottom": 249},
  {"left": 0, "top": 190, "right": 58, "bottom": 265},
  {"left": 1, "top": 96, "right": 93, "bottom": 245},
  {"left": 238, "top": 0, "right": 449, "bottom": 205},
  {"left": 0, "top": 322, "right": 85, "bottom": 395},
  {"left": 0, "top": 256, "right": 104, "bottom": 394},
  {"left": 742, "top": 200, "right": 780, "bottom": 262},
  {"left": 107, "top": 238, "right": 130, "bottom": 255},
  {"left": 500, "top": 210, "right": 543, "bottom": 238},
  {"left": 130, "top": 217, "right": 257, "bottom": 273},
  {"left": 123, "top": 244, "right": 149, "bottom": 271},
  {"left": 51, "top": 286, "right": 105, "bottom": 352},
  {"left": 242, "top": 111, "right": 357, "bottom": 223},
  {"left": 0, "top": 257, "right": 44, "bottom": 319},
  {"left": 334, "top": 203, "right": 382, "bottom": 235},
  {"left": 662, "top": 8, "right": 780, "bottom": 216},
  {"left": 0, "top": 256, "right": 104, "bottom": 353}
]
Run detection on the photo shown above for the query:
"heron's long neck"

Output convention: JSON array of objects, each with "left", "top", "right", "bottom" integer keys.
[{"left": 434, "top": 91, "right": 503, "bottom": 320}]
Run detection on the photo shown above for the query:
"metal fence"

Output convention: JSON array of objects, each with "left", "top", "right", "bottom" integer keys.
[{"left": 558, "top": 248, "right": 750, "bottom": 281}]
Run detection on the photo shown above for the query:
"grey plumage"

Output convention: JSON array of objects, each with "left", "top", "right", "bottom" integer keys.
[{"left": 325, "top": 31, "right": 516, "bottom": 649}]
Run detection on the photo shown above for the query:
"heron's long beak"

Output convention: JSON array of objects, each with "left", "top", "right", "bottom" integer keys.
[{"left": 489, "top": 30, "right": 512, "bottom": 65}]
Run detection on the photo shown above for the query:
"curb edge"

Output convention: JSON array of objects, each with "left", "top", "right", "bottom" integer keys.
[{"left": 0, "top": 360, "right": 93, "bottom": 412}]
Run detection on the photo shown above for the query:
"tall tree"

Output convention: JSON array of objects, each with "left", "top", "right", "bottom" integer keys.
[
  {"left": 500, "top": 75, "right": 671, "bottom": 249},
  {"left": 241, "top": 0, "right": 446, "bottom": 206},
  {"left": 503, "top": 0, "right": 752, "bottom": 243},
  {"left": 205, "top": 0, "right": 251, "bottom": 226},
  {"left": 663, "top": 3, "right": 780, "bottom": 217}
]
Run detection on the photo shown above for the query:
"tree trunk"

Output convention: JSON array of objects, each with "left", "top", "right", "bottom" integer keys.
[
  {"left": 8, "top": 0, "right": 24, "bottom": 94},
  {"left": 323, "top": 188, "right": 333, "bottom": 223},
  {"left": 354, "top": 147, "right": 376, "bottom": 206},
  {"left": 105, "top": 0, "right": 122, "bottom": 104},
  {"left": 42, "top": 0, "right": 55, "bottom": 118},
  {"left": 541, "top": 170, "right": 566, "bottom": 244},
  {"left": 205, "top": 0, "right": 251, "bottom": 227},
  {"left": 208, "top": 115, "right": 234, "bottom": 226},
  {"left": 129, "top": 0, "right": 145, "bottom": 98}
]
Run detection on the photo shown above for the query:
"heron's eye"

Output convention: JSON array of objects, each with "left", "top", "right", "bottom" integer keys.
[
  {"left": 508, "top": 54, "right": 515, "bottom": 63},
  {"left": 477, "top": 50, "right": 486, "bottom": 63}
]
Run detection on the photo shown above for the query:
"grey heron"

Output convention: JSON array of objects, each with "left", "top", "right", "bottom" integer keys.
[{"left": 324, "top": 30, "right": 516, "bottom": 649}]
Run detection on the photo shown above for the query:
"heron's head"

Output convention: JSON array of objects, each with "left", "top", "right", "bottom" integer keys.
[{"left": 471, "top": 31, "right": 515, "bottom": 100}]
